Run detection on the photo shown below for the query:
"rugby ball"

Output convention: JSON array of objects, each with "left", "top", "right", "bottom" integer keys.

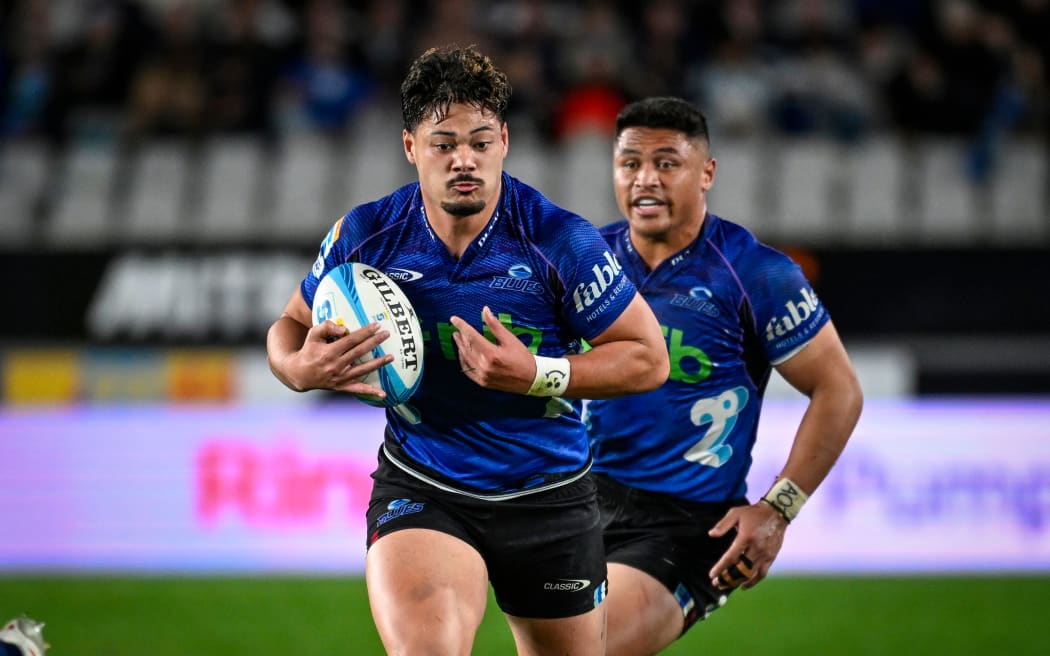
[{"left": 311, "top": 262, "right": 424, "bottom": 407}]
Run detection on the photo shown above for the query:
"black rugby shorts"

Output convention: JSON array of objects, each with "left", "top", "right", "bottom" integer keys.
[
  {"left": 596, "top": 473, "right": 747, "bottom": 633},
  {"left": 366, "top": 449, "right": 608, "bottom": 619}
]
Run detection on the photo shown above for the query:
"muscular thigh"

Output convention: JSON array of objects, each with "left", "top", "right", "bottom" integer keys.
[
  {"left": 505, "top": 603, "right": 607, "bottom": 656},
  {"left": 365, "top": 467, "right": 492, "bottom": 654}
]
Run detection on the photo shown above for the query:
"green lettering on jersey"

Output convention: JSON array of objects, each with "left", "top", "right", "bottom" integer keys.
[
  {"left": 424, "top": 312, "right": 544, "bottom": 360},
  {"left": 483, "top": 312, "right": 542, "bottom": 354},
  {"left": 663, "top": 325, "right": 712, "bottom": 383}
]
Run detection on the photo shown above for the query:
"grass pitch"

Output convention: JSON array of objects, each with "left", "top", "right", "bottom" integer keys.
[{"left": 2, "top": 575, "right": 1047, "bottom": 655}]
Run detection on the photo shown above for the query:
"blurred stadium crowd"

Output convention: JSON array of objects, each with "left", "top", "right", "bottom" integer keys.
[
  {"left": 0, "top": 0, "right": 1048, "bottom": 250},
  {"left": 2, "top": 0, "right": 1047, "bottom": 149}
]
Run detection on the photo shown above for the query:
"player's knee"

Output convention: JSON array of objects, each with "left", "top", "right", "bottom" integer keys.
[
  {"left": 604, "top": 574, "right": 683, "bottom": 655},
  {"left": 374, "top": 587, "right": 481, "bottom": 656},
  {"left": 378, "top": 616, "right": 475, "bottom": 656}
]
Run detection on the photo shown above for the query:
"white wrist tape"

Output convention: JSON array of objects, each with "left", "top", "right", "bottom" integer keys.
[
  {"left": 761, "top": 477, "right": 809, "bottom": 523},
  {"left": 527, "top": 356, "right": 571, "bottom": 397}
]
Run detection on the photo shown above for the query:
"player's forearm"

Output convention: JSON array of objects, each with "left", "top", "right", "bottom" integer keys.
[
  {"left": 266, "top": 315, "right": 310, "bottom": 391},
  {"left": 562, "top": 293, "right": 669, "bottom": 399},
  {"left": 778, "top": 379, "right": 863, "bottom": 495},
  {"left": 565, "top": 339, "right": 669, "bottom": 399}
]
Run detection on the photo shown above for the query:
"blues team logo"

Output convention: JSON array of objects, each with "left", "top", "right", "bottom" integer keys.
[
  {"left": 670, "top": 286, "right": 720, "bottom": 317},
  {"left": 490, "top": 263, "right": 543, "bottom": 294},
  {"left": 376, "top": 498, "right": 425, "bottom": 526},
  {"left": 508, "top": 264, "right": 532, "bottom": 278}
]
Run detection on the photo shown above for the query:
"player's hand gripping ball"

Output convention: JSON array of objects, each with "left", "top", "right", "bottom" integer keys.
[{"left": 312, "top": 262, "right": 424, "bottom": 407}]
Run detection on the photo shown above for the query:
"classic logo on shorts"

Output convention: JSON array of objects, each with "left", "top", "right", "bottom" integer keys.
[
  {"left": 543, "top": 578, "right": 590, "bottom": 592},
  {"left": 376, "top": 498, "right": 425, "bottom": 526}
]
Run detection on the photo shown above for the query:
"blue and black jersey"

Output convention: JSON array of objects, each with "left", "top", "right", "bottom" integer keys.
[
  {"left": 301, "top": 172, "right": 637, "bottom": 498},
  {"left": 587, "top": 213, "right": 829, "bottom": 503}
]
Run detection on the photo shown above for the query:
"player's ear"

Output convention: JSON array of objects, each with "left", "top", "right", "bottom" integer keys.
[
  {"left": 702, "top": 156, "right": 716, "bottom": 191},
  {"left": 403, "top": 129, "right": 416, "bottom": 164}
]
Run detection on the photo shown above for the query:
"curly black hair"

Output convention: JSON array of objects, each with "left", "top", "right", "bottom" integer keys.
[
  {"left": 400, "top": 45, "right": 512, "bottom": 132},
  {"left": 615, "top": 96, "right": 710, "bottom": 147}
]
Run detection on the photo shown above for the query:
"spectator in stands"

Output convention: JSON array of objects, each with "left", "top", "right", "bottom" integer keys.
[
  {"left": 623, "top": 0, "right": 698, "bottom": 100},
  {"left": 357, "top": 0, "right": 417, "bottom": 103},
  {"left": 0, "top": 0, "right": 53, "bottom": 138},
  {"left": 275, "top": 0, "right": 374, "bottom": 138},
  {"left": 692, "top": 41, "right": 774, "bottom": 140},
  {"left": 42, "top": 0, "right": 150, "bottom": 147},
  {"left": 552, "top": 4, "right": 630, "bottom": 141},
  {"left": 928, "top": 0, "right": 1008, "bottom": 136},
  {"left": 411, "top": 0, "right": 493, "bottom": 64},
  {"left": 768, "top": 29, "right": 880, "bottom": 142},
  {"left": 200, "top": 0, "right": 294, "bottom": 141},
  {"left": 499, "top": 43, "right": 559, "bottom": 140},
  {"left": 124, "top": 0, "right": 207, "bottom": 140},
  {"left": 885, "top": 48, "right": 948, "bottom": 137}
]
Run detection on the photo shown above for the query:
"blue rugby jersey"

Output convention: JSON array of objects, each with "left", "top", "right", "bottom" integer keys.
[
  {"left": 587, "top": 213, "right": 829, "bottom": 503},
  {"left": 301, "top": 172, "right": 637, "bottom": 498}
]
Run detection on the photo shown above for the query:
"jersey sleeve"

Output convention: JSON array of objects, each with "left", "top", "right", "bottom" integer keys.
[
  {"left": 300, "top": 214, "right": 352, "bottom": 309},
  {"left": 743, "top": 247, "right": 830, "bottom": 364},
  {"left": 545, "top": 214, "right": 637, "bottom": 341},
  {"left": 299, "top": 192, "right": 396, "bottom": 307}
]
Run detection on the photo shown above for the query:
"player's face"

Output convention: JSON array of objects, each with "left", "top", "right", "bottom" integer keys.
[
  {"left": 613, "top": 127, "right": 715, "bottom": 242},
  {"left": 403, "top": 103, "right": 508, "bottom": 221}
]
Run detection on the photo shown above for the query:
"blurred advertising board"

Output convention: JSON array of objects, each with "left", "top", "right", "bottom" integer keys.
[
  {"left": 1, "top": 399, "right": 1048, "bottom": 574},
  {"left": 4, "top": 248, "right": 1050, "bottom": 346}
]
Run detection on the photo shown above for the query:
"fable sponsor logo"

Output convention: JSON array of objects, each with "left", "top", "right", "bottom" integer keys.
[
  {"left": 764, "top": 288, "right": 822, "bottom": 343},
  {"left": 572, "top": 252, "right": 623, "bottom": 313}
]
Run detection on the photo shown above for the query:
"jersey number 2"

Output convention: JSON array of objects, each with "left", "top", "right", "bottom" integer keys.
[{"left": 683, "top": 386, "right": 749, "bottom": 467}]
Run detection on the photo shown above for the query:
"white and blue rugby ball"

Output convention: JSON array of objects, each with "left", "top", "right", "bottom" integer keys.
[{"left": 311, "top": 262, "right": 424, "bottom": 407}]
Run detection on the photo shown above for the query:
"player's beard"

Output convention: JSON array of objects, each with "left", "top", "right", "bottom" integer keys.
[{"left": 441, "top": 199, "right": 486, "bottom": 217}]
